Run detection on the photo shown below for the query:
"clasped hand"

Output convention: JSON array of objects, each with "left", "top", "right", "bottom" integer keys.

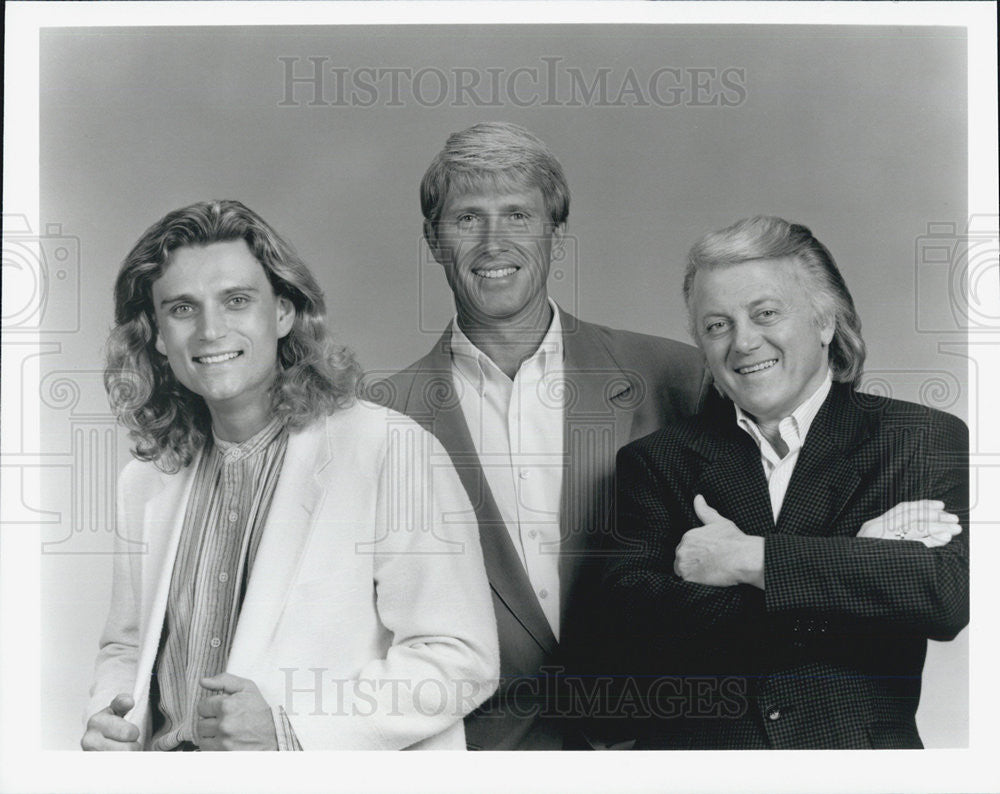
[
  {"left": 81, "top": 674, "right": 278, "bottom": 751},
  {"left": 196, "top": 673, "right": 278, "bottom": 751}
]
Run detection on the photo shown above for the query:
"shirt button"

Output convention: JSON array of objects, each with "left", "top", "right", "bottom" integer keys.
[
  {"left": 767, "top": 708, "right": 781, "bottom": 721},
  {"left": 210, "top": 637, "right": 221, "bottom": 649},
  {"left": 228, "top": 511, "right": 239, "bottom": 523},
  {"left": 519, "top": 469, "right": 530, "bottom": 480},
  {"left": 218, "top": 571, "right": 229, "bottom": 583},
  {"left": 528, "top": 530, "right": 538, "bottom": 539},
  {"left": 229, "top": 449, "right": 242, "bottom": 461},
  {"left": 539, "top": 589, "right": 549, "bottom": 599}
]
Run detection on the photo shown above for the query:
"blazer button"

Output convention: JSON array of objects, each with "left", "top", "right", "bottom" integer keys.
[{"left": 767, "top": 708, "right": 781, "bottom": 721}]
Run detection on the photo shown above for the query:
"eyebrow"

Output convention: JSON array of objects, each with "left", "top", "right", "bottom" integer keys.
[
  {"left": 157, "top": 284, "right": 260, "bottom": 308},
  {"left": 697, "top": 295, "right": 783, "bottom": 319},
  {"left": 746, "top": 296, "right": 782, "bottom": 309},
  {"left": 449, "top": 201, "right": 534, "bottom": 215}
]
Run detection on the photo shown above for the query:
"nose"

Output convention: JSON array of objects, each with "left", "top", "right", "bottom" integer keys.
[
  {"left": 197, "top": 305, "right": 227, "bottom": 341},
  {"left": 731, "top": 319, "right": 762, "bottom": 354},
  {"left": 478, "top": 215, "right": 505, "bottom": 254}
]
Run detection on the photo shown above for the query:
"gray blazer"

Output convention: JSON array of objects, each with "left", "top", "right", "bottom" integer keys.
[{"left": 366, "top": 308, "right": 708, "bottom": 749}]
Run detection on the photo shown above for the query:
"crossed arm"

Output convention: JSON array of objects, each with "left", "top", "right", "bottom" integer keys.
[
  {"left": 603, "top": 423, "right": 969, "bottom": 649},
  {"left": 676, "top": 495, "right": 961, "bottom": 586}
]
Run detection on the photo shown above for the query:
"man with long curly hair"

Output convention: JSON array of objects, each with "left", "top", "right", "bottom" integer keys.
[{"left": 82, "top": 200, "right": 498, "bottom": 751}]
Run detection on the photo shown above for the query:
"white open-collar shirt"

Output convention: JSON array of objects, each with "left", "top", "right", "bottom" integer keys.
[
  {"left": 449, "top": 300, "right": 565, "bottom": 639},
  {"left": 735, "top": 370, "right": 833, "bottom": 523}
]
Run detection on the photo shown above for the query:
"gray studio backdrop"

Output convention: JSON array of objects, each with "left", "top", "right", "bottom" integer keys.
[{"left": 35, "top": 25, "right": 968, "bottom": 749}]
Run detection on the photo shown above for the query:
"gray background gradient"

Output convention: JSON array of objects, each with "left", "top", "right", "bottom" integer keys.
[{"left": 36, "top": 25, "right": 968, "bottom": 749}]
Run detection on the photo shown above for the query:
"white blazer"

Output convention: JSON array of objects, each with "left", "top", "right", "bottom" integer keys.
[{"left": 87, "top": 400, "right": 499, "bottom": 750}]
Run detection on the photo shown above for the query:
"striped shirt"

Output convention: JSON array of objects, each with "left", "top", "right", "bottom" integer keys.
[
  {"left": 735, "top": 371, "right": 832, "bottom": 523},
  {"left": 150, "top": 416, "right": 288, "bottom": 751}
]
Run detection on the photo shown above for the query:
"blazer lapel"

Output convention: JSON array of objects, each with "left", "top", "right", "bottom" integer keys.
[
  {"left": 406, "top": 329, "right": 557, "bottom": 656},
  {"left": 775, "top": 384, "right": 869, "bottom": 536},
  {"left": 687, "top": 398, "right": 776, "bottom": 537},
  {"left": 557, "top": 313, "right": 641, "bottom": 608},
  {"left": 228, "top": 422, "right": 329, "bottom": 669}
]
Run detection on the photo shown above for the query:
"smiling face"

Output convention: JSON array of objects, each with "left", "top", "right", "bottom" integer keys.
[
  {"left": 426, "top": 185, "right": 564, "bottom": 331},
  {"left": 152, "top": 239, "right": 295, "bottom": 441},
  {"left": 689, "top": 257, "right": 834, "bottom": 428}
]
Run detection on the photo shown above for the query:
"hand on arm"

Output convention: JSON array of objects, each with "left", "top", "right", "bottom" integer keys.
[
  {"left": 196, "top": 673, "right": 278, "bottom": 751},
  {"left": 674, "top": 495, "right": 765, "bottom": 589},
  {"left": 673, "top": 496, "right": 961, "bottom": 588},
  {"left": 857, "top": 499, "right": 961, "bottom": 548},
  {"left": 603, "top": 446, "right": 766, "bottom": 647},
  {"left": 81, "top": 693, "right": 140, "bottom": 751}
]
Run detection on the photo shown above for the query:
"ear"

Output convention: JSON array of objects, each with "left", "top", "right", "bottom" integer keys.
[
  {"left": 424, "top": 219, "right": 448, "bottom": 266},
  {"left": 819, "top": 315, "right": 835, "bottom": 347},
  {"left": 154, "top": 333, "right": 166, "bottom": 356},
  {"left": 551, "top": 221, "right": 567, "bottom": 251},
  {"left": 276, "top": 296, "right": 296, "bottom": 339}
]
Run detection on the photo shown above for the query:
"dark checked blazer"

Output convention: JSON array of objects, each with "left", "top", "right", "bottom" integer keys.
[
  {"left": 600, "top": 381, "right": 969, "bottom": 750},
  {"left": 366, "top": 308, "right": 709, "bottom": 749}
]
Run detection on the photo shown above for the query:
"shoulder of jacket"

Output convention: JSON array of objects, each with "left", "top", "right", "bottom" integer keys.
[
  {"left": 319, "top": 397, "right": 426, "bottom": 441},
  {"left": 571, "top": 319, "right": 700, "bottom": 362}
]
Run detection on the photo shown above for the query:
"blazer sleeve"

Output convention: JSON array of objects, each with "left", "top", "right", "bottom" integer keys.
[
  {"left": 602, "top": 441, "right": 766, "bottom": 658},
  {"left": 288, "top": 421, "right": 500, "bottom": 750},
  {"left": 763, "top": 412, "right": 969, "bottom": 640},
  {"left": 85, "top": 463, "right": 143, "bottom": 723}
]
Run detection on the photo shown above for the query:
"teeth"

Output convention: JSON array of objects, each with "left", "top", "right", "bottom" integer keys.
[
  {"left": 737, "top": 359, "right": 777, "bottom": 374},
  {"left": 475, "top": 267, "right": 517, "bottom": 279},
  {"left": 196, "top": 351, "right": 241, "bottom": 364}
]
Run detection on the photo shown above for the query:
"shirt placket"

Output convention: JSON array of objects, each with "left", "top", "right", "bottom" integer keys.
[
  {"left": 199, "top": 449, "right": 242, "bottom": 675},
  {"left": 514, "top": 360, "right": 560, "bottom": 637},
  {"left": 224, "top": 450, "right": 255, "bottom": 648}
]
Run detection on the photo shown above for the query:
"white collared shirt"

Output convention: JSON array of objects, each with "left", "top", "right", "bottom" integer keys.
[
  {"left": 734, "top": 371, "right": 833, "bottom": 523},
  {"left": 449, "top": 301, "right": 565, "bottom": 639}
]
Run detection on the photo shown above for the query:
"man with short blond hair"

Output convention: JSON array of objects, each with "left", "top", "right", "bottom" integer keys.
[{"left": 371, "top": 122, "right": 709, "bottom": 749}]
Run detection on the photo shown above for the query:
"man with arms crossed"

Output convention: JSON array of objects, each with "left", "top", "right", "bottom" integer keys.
[
  {"left": 603, "top": 216, "right": 968, "bottom": 749},
  {"left": 370, "top": 122, "right": 708, "bottom": 749},
  {"left": 82, "top": 200, "right": 498, "bottom": 751}
]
